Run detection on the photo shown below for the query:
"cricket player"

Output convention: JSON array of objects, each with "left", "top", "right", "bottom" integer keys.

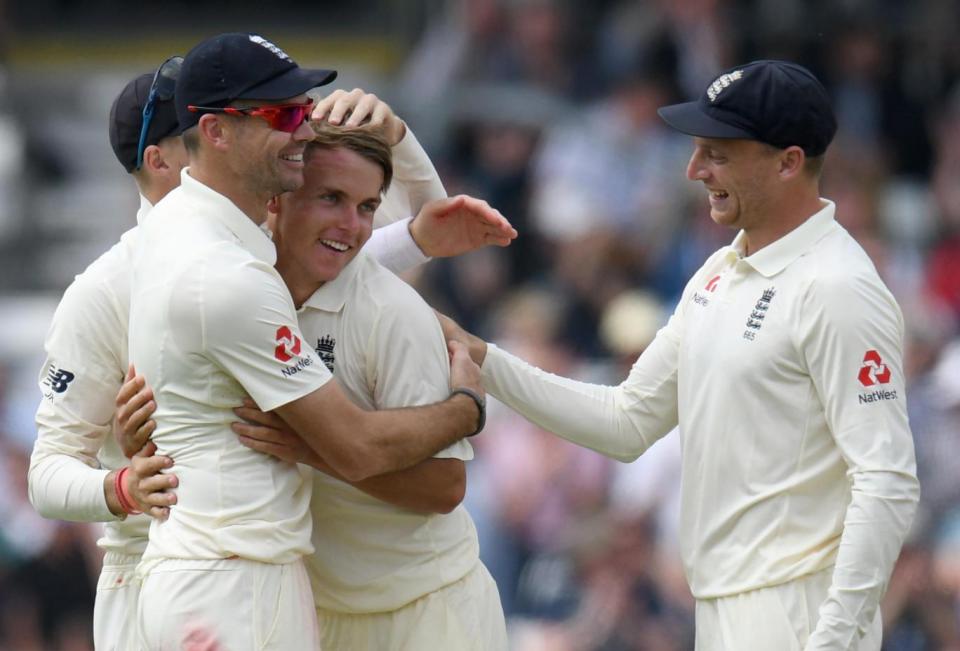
[
  {"left": 30, "top": 57, "right": 514, "bottom": 651},
  {"left": 128, "top": 32, "right": 503, "bottom": 649},
  {"left": 231, "top": 122, "right": 508, "bottom": 650},
  {"left": 441, "top": 60, "right": 920, "bottom": 650}
]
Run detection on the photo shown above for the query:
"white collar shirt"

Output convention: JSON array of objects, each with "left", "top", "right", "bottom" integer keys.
[{"left": 130, "top": 169, "right": 331, "bottom": 566}]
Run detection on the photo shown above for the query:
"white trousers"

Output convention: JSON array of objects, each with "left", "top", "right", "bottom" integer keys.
[
  {"left": 315, "top": 562, "right": 507, "bottom": 651},
  {"left": 136, "top": 557, "right": 319, "bottom": 651},
  {"left": 695, "top": 567, "right": 882, "bottom": 651},
  {"left": 94, "top": 551, "right": 142, "bottom": 651}
]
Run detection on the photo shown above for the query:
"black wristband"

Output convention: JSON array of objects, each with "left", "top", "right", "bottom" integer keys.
[{"left": 450, "top": 387, "right": 486, "bottom": 437}]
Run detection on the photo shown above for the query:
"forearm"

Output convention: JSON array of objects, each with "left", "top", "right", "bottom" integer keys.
[
  {"left": 482, "top": 344, "right": 671, "bottom": 462},
  {"left": 805, "top": 470, "right": 920, "bottom": 650},
  {"left": 342, "top": 459, "right": 465, "bottom": 514},
  {"left": 28, "top": 451, "right": 118, "bottom": 522},
  {"left": 365, "top": 218, "right": 429, "bottom": 274}
]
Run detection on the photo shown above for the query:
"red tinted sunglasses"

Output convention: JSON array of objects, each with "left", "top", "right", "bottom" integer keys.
[{"left": 188, "top": 98, "right": 314, "bottom": 133}]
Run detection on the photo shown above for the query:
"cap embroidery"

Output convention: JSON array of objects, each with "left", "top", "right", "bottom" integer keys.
[
  {"left": 248, "top": 35, "right": 293, "bottom": 62},
  {"left": 707, "top": 70, "right": 743, "bottom": 102}
]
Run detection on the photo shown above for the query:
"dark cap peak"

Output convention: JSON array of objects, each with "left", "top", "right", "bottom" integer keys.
[{"left": 658, "top": 59, "right": 837, "bottom": 157}]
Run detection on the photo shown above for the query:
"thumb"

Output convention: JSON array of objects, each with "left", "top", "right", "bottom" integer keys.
[{"left": 126, "top": 363, "right": 136, "bottom": 382}]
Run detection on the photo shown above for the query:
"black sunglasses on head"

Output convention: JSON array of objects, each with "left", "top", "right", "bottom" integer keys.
[{"left": 135, "top": 56, "right": 183, "bottom": 170}]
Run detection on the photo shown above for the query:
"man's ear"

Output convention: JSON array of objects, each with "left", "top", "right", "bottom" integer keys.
[
  {"left": 197, "top": 113, "right": 230, "bottom": 151},
  {"left": 141, "top": 144, "right": 165, "bottom": 172},
  {"left": 778, "top": 146, "right": 806, "bottom": 180}
]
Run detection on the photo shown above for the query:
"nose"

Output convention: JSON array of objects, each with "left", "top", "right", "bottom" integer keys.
[
  {"left": 292, "top": 119, "right": 314, "bottom": 142},
  {"left": 686, "top": 149, "right": 707, "bottom": 182}
]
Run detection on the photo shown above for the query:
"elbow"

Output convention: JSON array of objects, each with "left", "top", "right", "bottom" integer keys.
[
  {"left": 26, "top": 467, "right": 52, "bottom": 519},
  {"left": 433, "top": 475, "right": 466, "bottom": 514}
]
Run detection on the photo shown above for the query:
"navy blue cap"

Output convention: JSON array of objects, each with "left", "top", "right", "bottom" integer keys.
[
  {"left": 109, "top": 70, "right": 182, "bottom": 173},
  {"left": 657, "top": 60, "right": 837, "bottom": 157},
  {"left": 176, "top": 33, "right": 337, "bottom": 130}
]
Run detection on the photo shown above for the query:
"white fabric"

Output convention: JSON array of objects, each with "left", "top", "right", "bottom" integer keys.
[
  {"left": 315, "top": 562, "right": 506, "bottom": 651},
  {"left": 29, "top": 196, "right": 155, "bottom": 558},
  {"left": 94, "top": 551, "right": 142, "bottom": 651},
  {"left": 695, "top": 567, "right": 881, "bottom": 651},
  {"left": 296, "top": 251, "right": 479, "bottom": 613},
  {"left": 364, "top": 217, "right": 429, "bottom": 276},
  {"left": 130, "top": 169, "right": 331, "bottom": 567},
  {"left": 136, "top": 557, "right": 319, "bottom": 651},
  {"left": 373, "top": 126, "right": 446, "bottom": 230},
  {"left": 482, "top": 200, "right": 918, "bottom": 648}
]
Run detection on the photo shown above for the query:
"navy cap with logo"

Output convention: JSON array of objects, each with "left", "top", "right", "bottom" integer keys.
[
  {"left": 109, "top": 68, "right": 182, "bottom": 173},
  {"left": 657, "top": 60, "right": 837, "bottom": 157},
  {"left": 176, "top": 32, "right": 337, "bottom": 131}
]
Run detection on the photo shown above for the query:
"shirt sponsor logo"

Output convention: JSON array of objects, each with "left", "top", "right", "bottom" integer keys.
[
  {"left": 705, "top": 275, "right": 721, "bottom": 292},
  {"left": 281, "top": 355, "right": 314, "bottom": 378},
  {"left": 857, "top": 350, "right": 898, "bottom": 405},
  {"left": 315, "top": 335, "right": 336, "bottom": 373},
  {"left": 743, "top": 287, "right": 775, "bottom": 341},
  {"left": 857, "top": 350, "right": 891, "bottom": 386},
  {"left": 43, "top": 366, "right": 75, "bottom": 394},
  {"left": 274, "top": 325, "right": 302, "bottom": 362}
]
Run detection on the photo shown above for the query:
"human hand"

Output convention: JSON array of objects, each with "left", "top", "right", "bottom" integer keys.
[
  {"left": 411, "top": 195, "right": 517, "bottom": 257},
  {"left": 232, "top": 398, "right": 323, "bottom": 467},
  {"left": 126, "top": 441, "right": 177, "bottom": 520},
  {"left": 312, "top": 88, "right": 406, "bottom": 145},
  {"left": 436, "top": 311, "right": 488, "bottom": 367},
  {"left": 114, "top": 363, "right": 156, "bottom": 458}
]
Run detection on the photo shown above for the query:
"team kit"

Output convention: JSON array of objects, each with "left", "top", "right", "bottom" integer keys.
[{"left": 29, "top": 32, "right": 918, "bottom": 651}]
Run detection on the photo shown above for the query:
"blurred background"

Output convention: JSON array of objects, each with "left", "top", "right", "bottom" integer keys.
[{"left": 2, "top": 0, "right": 960, "bottom": 649}]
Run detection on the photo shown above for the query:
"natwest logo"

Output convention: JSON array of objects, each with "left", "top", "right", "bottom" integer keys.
[
  {"left": 274, "top": 325, "right": 302, "bottom": 362},
  {"left": 857, "top": 350, "right": 891, "bottom": 387},
  {"left": 705, "top": 275, "right": 721, "bottom": 292}
]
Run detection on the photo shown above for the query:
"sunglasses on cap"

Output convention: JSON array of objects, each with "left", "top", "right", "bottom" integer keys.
[
  {"left": 136, "top": 55, "right": 183, "bottom": 170},
  {"left": 187, "top": 99, "right": 314, "bottom": 133}
]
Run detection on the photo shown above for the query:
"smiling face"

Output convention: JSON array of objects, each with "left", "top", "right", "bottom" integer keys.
[
  {"left": 272, "top": 144, "right": 385, "bottom": 305},
  {"left": 685, "top": 137, "right": 784, "bottom": 232},
  {"left": 225, "top": 94, "right": 315, "bottom": 198}
]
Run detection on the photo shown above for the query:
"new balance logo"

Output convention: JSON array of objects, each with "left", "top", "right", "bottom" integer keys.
[
  {"left": 43, "top": 366, "right": 75, "bottom": 393},
  {"left": 274, "top": 326, "right": 302, "bottom": 362},
  {"left": 857, "top": 350, "right": 891, "bottom": 387}
]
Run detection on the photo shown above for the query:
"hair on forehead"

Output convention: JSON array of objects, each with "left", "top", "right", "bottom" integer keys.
[{"left": 306, "top": 121, "right": 393, "bottom": 192}]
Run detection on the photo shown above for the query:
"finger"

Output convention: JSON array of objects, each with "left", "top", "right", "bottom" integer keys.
[
  {"left": 126, "top": 397, "right": 157, "bottom": 430},
  {"left": 311, "top": 88, "right": 345, "bottom": 121},
  {"left": 344, "top": 93, "right": 379, "bottom": 127},
  {"left": 132, "top": 453, "right": 174, "bottom": 477},
  {"left": 230, "top": 421, "right": 290, "bottom": 445},
  {"left": 233, "top": 406, "right": 286, "bottom": 429},
  {"left": 148, "top": 505, "right": 171, "bottom": 521},
  {"left": 115, "top": 374, "right": 145, "bottom": 407},
  {"left": 131, "top": 420, "right": 157, "bottom": 449},
  {"left": 327, "top": 88, "right": 364, "bottom": 125},
  {"left": 237, "top": 434, "right": 293, "bottom": 461},
  {"left": 125, "top": 363, "right": 135, "bottom": 383},
  {"left": 366, "top": 102, "right": 390, "bottom": 129},
  {"left": 134, "top": 440, "right": 158, "bottom": 458},
  {"left": 138, "top": 474, "right": 179, "bottom": 496}
]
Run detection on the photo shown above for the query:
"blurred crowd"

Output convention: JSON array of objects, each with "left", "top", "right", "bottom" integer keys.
[{"left": 2, "top": 0, "right": 960, "bottom": 649}]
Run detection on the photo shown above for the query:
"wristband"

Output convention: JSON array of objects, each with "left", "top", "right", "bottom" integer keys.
[
  {"left": 450, "top": 387, "right": 486, "bottom": 437},
  {"left": 114, "top": 466, "right": 142, "bottom": 516}
]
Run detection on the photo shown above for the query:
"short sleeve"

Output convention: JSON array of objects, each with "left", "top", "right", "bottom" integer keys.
[
  {"left": 184, "top": 255, "right": 332, "bottom": 412},
  {"left": 366, "top": 276, "right": 473, "bottom": 462}
]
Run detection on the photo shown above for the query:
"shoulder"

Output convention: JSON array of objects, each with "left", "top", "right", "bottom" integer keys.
[{"left": 357, "top": 257, "right": 437, "bottom": 325}]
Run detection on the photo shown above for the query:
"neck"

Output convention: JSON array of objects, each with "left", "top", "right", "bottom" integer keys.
[
  {"left": 276, "top": 261, "right": 325, "bottom": 309},
  {"left": 189, "top": 161, "right": 270, "bottom": 225},
  {"left": 742, "top": 188, "right": 824, "bottom": 256}
]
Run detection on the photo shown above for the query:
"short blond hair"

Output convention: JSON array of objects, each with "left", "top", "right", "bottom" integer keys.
[{"left": 306, "top": 122, "right": 393, "bottom": 193}]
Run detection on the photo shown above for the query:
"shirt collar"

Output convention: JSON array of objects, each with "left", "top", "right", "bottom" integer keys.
[
  {"left": 179, "top": 168, "right": 276, "bottom": 265},
  {"left": 136, "top": 194, "right": 153, "bottom": 226},
  {"left": 300, "top": 250, "right": 367, "bottom": 313},
  {"left": 733, "top": 199, "right": 838, "bottom": 278}
]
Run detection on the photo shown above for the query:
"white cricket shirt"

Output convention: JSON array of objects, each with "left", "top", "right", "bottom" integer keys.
[
  {"left": 30, "top": 196, "right": 153, "bottom": 556},
  {"left": 296, "top": 251, "right": 479, "bottom": 613},
  {"left": 482, "top": 201, "right": 918, "bottom": 646},
  {"left": 130, "top": 170, "right": 332, "bottom": 566}
]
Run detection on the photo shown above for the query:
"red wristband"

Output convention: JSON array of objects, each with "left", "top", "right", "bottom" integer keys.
[{"left": 114, "top": 466, "right": 142, "bottom": 516}]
